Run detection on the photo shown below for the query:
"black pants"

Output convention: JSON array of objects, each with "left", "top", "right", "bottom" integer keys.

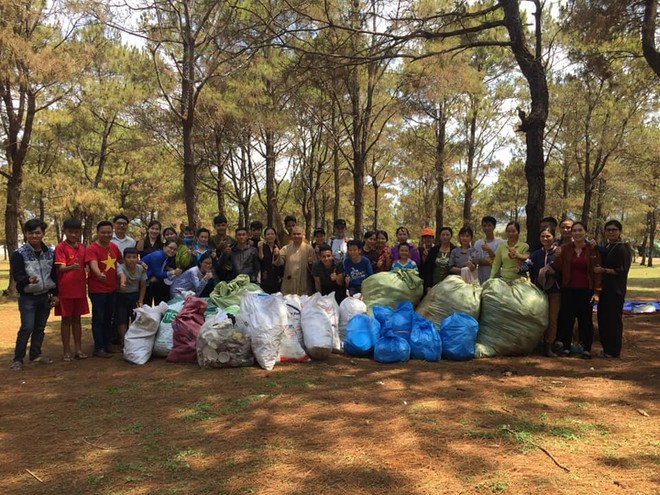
[
  {"left": 597, "top": 291, "right": 624, "bottom": 357},
  {"left": 558, "top": 288, "right": 594, "bottom": 353}
]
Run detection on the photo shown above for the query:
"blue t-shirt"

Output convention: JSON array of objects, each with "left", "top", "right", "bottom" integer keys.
[{"left": 343, "top": 255, "right": 373, "bottom": 288}]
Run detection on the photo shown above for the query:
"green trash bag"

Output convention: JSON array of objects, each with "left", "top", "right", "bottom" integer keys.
[
  {"left": 209, "top": 274, "right": 263, "bottom": 309},
  {"left": 416, "top": 275, "right": 482, "bottom": 328},
  {"left": 476, "top": 278, "right": 548, "bottom": 357},
  {"left": 361, "top": 269, "right": 424, "bottom": 314}
]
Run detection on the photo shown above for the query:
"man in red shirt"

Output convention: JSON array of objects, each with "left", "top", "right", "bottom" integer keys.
[
  {"left": 85, "top": 221, "right": 122, "bottom": 358},
  {"left": 54, "top": 218, "right": 89, "bottom": 361}
]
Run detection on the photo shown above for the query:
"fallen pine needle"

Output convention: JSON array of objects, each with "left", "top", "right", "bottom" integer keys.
[
  {"left": 25, "top": 468, "right": 43, "bottom": 482},
  {"left": 502, "top": 428, "right": 570, "bottom": 472},
  {"left": 82, "top": 438, "right": 117, "bottom": 450}
]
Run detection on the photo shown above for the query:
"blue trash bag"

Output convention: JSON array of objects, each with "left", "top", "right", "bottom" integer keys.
[
  {"left": 372, "top": 305, "right": 394, "bottom": 326},
  {"left": 344, "top": 314, "right": 381, "bottom": 357},
  {"left": 389, "top": 301, "right": 414, "bottom": 338},
  {"left": 374, "top": 329, "right": 411, "bottom": 364},
  {"left": 409, "top": 314, "right": 442, "bottom": 361},
  {"left": 439, "top": 312, "right": 478, "bottom": 360}
]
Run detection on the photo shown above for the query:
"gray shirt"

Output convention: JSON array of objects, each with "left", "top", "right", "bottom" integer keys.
[
  {"left": 448, "top": 246, "right": 478, "bottom": 271},
  {"left": 473, "top": 238, "right": 504, "bottom": 283},
  {"left": 117, "top": 263, "right": 146, "bottom": 293}
]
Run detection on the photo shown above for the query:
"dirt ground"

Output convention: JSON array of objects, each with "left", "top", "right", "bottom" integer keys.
[{"left": 0, "top": 302, "right": 657, "bottom": 495}]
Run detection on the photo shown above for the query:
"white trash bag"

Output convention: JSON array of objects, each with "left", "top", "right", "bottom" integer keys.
[
  {"left": 123, "top": 302, "right": 169, "bottom": 365},
  {"left": 153, "top": 298, "right": 186, "bottom": 357},
  {"left": 279, "top": 294, "right": 309, "bottom": 362},
  {"left": 301, "top": 292, "right": 339, "bottom": 360},
  {"left": 238, "top": 292, "right": 288, "bottom": 371}
]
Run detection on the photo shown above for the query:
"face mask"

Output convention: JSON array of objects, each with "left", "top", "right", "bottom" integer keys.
[{"left": 183, "top": 237, "right": 194, "bottom": 246}]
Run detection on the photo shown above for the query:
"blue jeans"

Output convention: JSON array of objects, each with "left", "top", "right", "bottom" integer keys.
[
  {"left": 14, "top": 293, "right": 51, "bottom": 363},
  {"left": 89, "top": 292, "right": 116, "bottom": 352}
]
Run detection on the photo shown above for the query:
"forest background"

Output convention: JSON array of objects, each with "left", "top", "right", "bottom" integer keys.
[{"left": 1, "top": 0, "right": 659, "bottom": 270}]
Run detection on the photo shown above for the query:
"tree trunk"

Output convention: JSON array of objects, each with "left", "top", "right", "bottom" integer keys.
[
  {"left": 373, "top": 181, "right": 379, "bottom": 230},
  {"left": 4, "top": 174, "right": 21, "bottom": 295},
  {"left": 640, "top": 214, "right": 649, "bottom": 265},
  {"left": 642, "top": 0, "right": 660, "bottom": 78},
  {"left": 581, "top": 174, "right": 593, "bottom": 229},
  {"left": 434, "top": 101, "right": 447, "bottom": 236},
  {"left": 594, "top": 176, "right": 606, "bottom": 242},
  {"left": 463, "top": 100, "right": 477, "bottom": 225},
  {"left": 265, "top": 128, "right": 276, "bottom": 228},
  {"left": 500, "top": 0, "right": 549, "bottom": 246},
  {"left": 649, "top": 208, "right": 656, "bottom": 267},
  {"left": 214, "top": 129, "right": 226, "bottom": 215}
]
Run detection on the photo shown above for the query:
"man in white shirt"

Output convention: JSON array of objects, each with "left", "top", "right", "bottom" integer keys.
[
  {"left": 473, "top": 216, "right": 504, "bottom": 283},
  {"left": 111, "top": 214, "right": 136, "bottom": 255}
]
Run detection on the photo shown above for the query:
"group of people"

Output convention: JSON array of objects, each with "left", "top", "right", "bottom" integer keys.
[{"left": 9, "top": 210, "right": 631, "bottom": 370}]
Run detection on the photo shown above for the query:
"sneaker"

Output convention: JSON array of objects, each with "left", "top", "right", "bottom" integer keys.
[
  {"left": 93, "top": 350, "right": 113, "bottom": 359},
  {"left": 10, "top": 360, "right": 22, "bottom": 371},
  {"left": 598, "top": 351, "right": 617, "bottom": 358}
]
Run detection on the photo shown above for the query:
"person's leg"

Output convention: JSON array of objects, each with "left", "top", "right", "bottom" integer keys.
[
  {"left": 72, "top": 315, "right": 85, "bottom": 357},
  {"left": 598, "top": 292, "right": 623, "bottom": 357},
  {"left": 103, "top": 292, "right": 117, "bottom": 352},
  {"left": 28, "top": 295, "right": 52, "bottom": 361},
  {"left": 557, "top": 289, "right": 577, "bottom": 354},
  {"left": 544, "top": 292, "right": 561, "bottom": 356},
  {"left": 13, "top": 295, "right": 38, "bottom": 364},
  {"left": 89, "top": 293, "right": 108, "bottom": 353},
  {"left": 61, "top": 315, "right": 73, "bottom": 359},
  {"left": 576, "top": 289, "right": 594, "bottom": 355}
]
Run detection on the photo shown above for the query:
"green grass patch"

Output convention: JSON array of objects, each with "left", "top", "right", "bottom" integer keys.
[
  {"left": 178, "top": 400, "right": 218, "bottom": 422},
  {"left": 626, "top": 263, "right": 660, "bottom": 299},
  {"left": 221, "top": 394, "right": 270, "bottom": 415}
]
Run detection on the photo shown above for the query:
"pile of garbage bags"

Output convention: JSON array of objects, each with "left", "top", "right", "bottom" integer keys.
[{"left": 121, "top": 272, "right": 552, "bottom": 369}]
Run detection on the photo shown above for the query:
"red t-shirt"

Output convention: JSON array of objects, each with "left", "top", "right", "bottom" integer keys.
[
  {"left": 54, "top": 241, "right": 87, "bottom": 299},
  {"left": 86, "top": 242, "right": 122, "bottom": 293},
  {"left": 567, "top": 249, "right": 589, "bottom": 289}
]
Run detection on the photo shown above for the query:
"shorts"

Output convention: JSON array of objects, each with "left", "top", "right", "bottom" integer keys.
[
  {"left": 55, "top": 297, "right": 89, "bottom": 317},
  {"left": 115, "top": 292, "right": 139, "bottom": 325}
]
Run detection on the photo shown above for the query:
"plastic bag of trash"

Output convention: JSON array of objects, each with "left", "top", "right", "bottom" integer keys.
[
  {"left": 409, "top": 314, "right": 441, "bottom": 361},
  {"left": 417, "top": 275, "right": 482, "bottom": 328},
  {"left": 279, "top": 294, "right": 309, "bottom": 362},
  {"left": 123, "top": 302, "right": 169, "bottom": 365},
  {"left": 153, "top": 298, "right": 186, "bottom": 357},
  {"left": 209, "top": 274, "right": 263, "bottom": 309},
  {"left": 361, "top": 269, "right": 424, "bottom": 313},
  {"left": 196, "top": 312, "right": 254, "bottom": 368},
  {"left": 374, "top": 329, "right": 411, "bottom": 363},
  {"left": 167, "top": 297, "right": 208, "bottom": 363},
  {"left": 301, "top": 292, "right": 339, "bottom": 360},
  {"left": 439, "top": 312, "right": 479, "bottom": 360},
  {"left": 338, "top": 295, "right": 367, "bottom": 343},
  {"left": 344, "top": 314, "right": 381, "bottom": 357},
  {"left": 476, "top": 278, "right": 548, "bottom": 357},
  {"left": 238, "top": 292, "right": 287, "bottom": 370}
]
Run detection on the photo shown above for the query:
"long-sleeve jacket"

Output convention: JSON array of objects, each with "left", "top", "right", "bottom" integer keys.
[
  {"left": 551, "top": 242, "right": 602, "bottom": 294},
  {"left": 11, "top": 242, "right": 58, "bottom": 296},
  {"left": 598, "top": 242, "right": 632, "bottom": 297},
  {"left": 219, "top": 243, "right": 260, "bottom": 283},
  {"left": 141, "top": 249, "right": 172, "bottom": 281}
]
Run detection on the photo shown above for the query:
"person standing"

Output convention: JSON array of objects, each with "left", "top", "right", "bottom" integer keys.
[
  {"left": 111, "top": 214, "right": 136, "bottom": 255},
  {"left": 595, "top": 220, "right": 632, "bottom": 358},
  {"left": 449, "top": 226, "right": 478, "bottom": 282},
  {"left": 86, "top": 221, "right": 122, "bottom": 358},
  {"left": 330, "top": 218, "right": 349, "bottom": 262},
  {"left": 490, "top": 222, "right": 529, "bottom": 282},
  {"left": 473, "top": 216, "right": 504, "bottom": 283},
  {"left": 54, "top": 218, "right": 89, "bottom": 361},
  {"left": 258, "top": 227, "right": 282, "bottom": 294},
  {"left": 421, "top": 227, "right": 454, "bottom": 289},
  {"left": 136, "top": 220, "right": 163, "bottom": 258},
  {"left": 550, "top": 221, "right": 602, "bottom": 359},
  {"left": 390, "top": 226, "right": 421, "bottom": 265},
  {"left": 219, "top": 227, "right": 260, "bottom": 282},
  {"left": 10, "top": 219, "right": 58, "bottom": 370},
  {"left": 312, "top": 244, "right": 346, "bottom": 305},
  {"left": 273, "top": 226, "right": 315, "bottom": 295}
]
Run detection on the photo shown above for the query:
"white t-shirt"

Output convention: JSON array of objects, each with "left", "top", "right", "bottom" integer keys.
[{"left": 111, "top": 234, "right": 136, "bottom": 255}]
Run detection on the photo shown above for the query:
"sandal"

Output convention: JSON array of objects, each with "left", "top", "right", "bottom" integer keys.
[
  {"left": 31, "top": 357, "right": 53, "bottom": 365},
  {"left": 560, "top": 349, "right": 571, "bottom": 357},
  {"left": 74, "top": 352, "right": 88, "bottom": 360},
  {"left": 582, "top": 351, "right": 592, "bottom": 360},
  {"left": 10, "top": 361, "right": 22, "bottom": 371},
  {"left": 63, "top": 353, "right": 73, "bottom": 362}
]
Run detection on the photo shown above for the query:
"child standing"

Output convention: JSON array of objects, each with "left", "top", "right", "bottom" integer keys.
[
  {"left": 116, "top": 247, "right": 147, "bottom": 344},
  {"left": 86, "top": 220, "right": 122, "bottom": 358},
  {"left": 343, "top": 239, "right": 373, "bottom": 296},
  {"left": 392, "top": 243, "right": 418, "bottom": 272},
  {"left": 54, "top": 218, "right": 89, "bottom": 361}
]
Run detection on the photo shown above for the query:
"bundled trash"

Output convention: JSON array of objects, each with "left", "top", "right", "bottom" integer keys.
[
  {"left": 238, "top": 292, "right": 287, "bottom": 370},
  {"left": 196, "top": 312, "right": 254, "bottom": 368},
  {"left": 416, "top": 275, "right": 482, "bottom": 328},
  {"left": 361, "top": 269, "right": 424, "bottom": 313},
  {"left": 476, "top": 279, "right": 548, "bottom": 357},
  {"left": 153, "top": 298, "right": 186, "bottom": 357},
  {"left": 374, "top": 329, "right": 411, "bottom": 363},
  {"left": 343, "top": 314, "right": 380, "bottom": 357},
  {"left": 338, "top": 295, "right": 367, "bottom": 344},
  {"left": 167, "top": 297, "right": 208, "bottom": 363},
  {"left": 439, "top": 312, "right": 479, "bottom": 361},
  {"left": 301, "top": 292, "right": 339, "bottom": 360},
  {"left": 410, "top": 313, "right": 442, "bottom": 362},
  {"left": 209, "top": 274, "right": 263, "bottom": 309},
  {"left": 123, "top": 302, "right": 169, "bottom": 365},
  {"left": 279, "top": 294, "right": 309, "bottom": 362}
]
